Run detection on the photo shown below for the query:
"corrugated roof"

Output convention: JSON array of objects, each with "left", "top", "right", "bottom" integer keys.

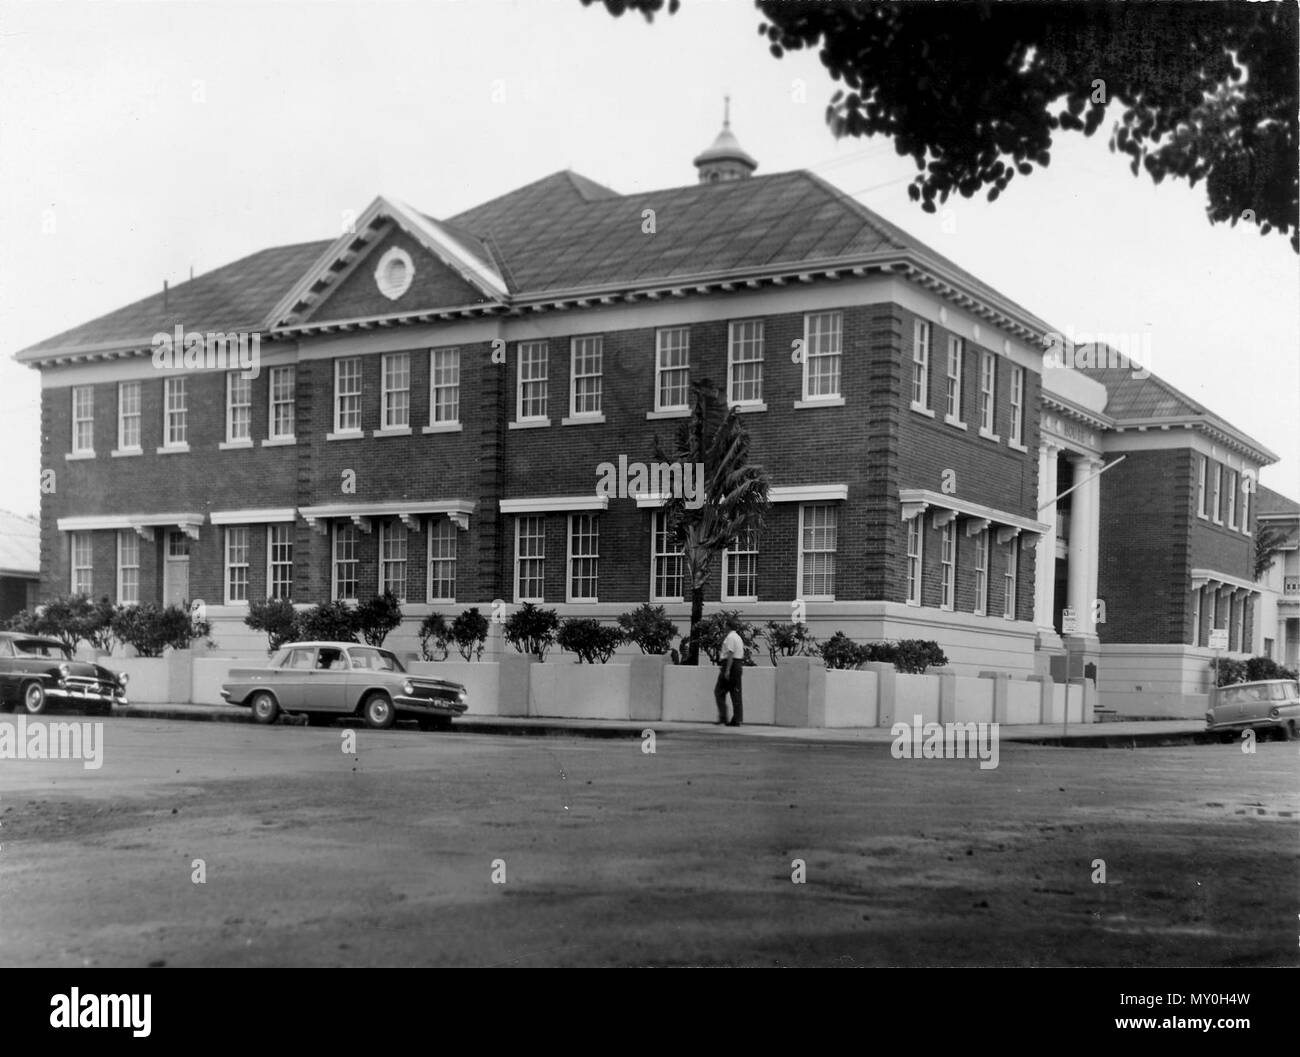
[
  {"left": 1257, "top": 484, "right": 1300, "bottom": 517},
  {"left": 1088, "top": 364, "right": 1207, "bottom": 420}
]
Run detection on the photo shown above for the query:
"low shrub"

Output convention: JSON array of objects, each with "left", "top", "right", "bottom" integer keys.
[
  {"left": 1214, "top": 655, "right": 1298, "bottom": 687},
  {"left": 245, "top": 597, "right": 299, "bottom": 653},
  {"left": 693, "top": 611, "right": 759, "bottom": 665},
  {"left": 111, "top": 603, "right": 210, "bottom": 657},
  {"left": 557, "top": 618, "right": 625, "bottom": 663},
  {"left": 815, "top": 634, "right": 948, "bottom": 673},
  {"left": 297, "top": 600, "right": 359, "bottom": 643},
  {"left": 354, "top": 592, "right": 403, "bottom": 647},
  {"left": 451, "top": 607, "right": 489, "bottom": 661},
  {"left": 760, "top": 620, "right": 819, "bottom": 666},
  {"left": 504, "top": 602, "right": 560, "bottom": 660},
  {"left": 616, "top": 603, "right": 678, "bottom": 655},
  {"left": 418, "top": 612, "right": 451, "bottom": 661}
]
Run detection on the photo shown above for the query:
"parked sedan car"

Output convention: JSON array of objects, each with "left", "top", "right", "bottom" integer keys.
[
  {"left": 221, "top": 641, "right": 468, "bottom": 730},
  {"left": 1205, "top": 679, "right": 1300, "bottom": 740},
  {"left": 0, "top": 631, "right": 129, "bottom": 715}
]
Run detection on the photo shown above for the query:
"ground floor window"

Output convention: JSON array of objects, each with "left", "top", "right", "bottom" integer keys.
[
  {"left": 379, "top": 521, "right": 407, "bottom": 601},
  {"left": 722, "top": 526, "right": 758, "bottom": 601},
  {"left": 799, "top": 504, "right": 836, "bottom": 600},
  {"left": 225, "top": 527, "right": 250, "bottom": 604},
  {"left": 515, "top": 516, "right": 545, "bottom": 602},
  {"left": 268, "top": 524, "right": 294, "bottom": 601},
  {"left": 651, "top": 510, "right": 683, "bottom": 602},
  {"left": 428, "top": 519, "right": 456, "bottom": 603},
  {"left": 71, "top": 532, "right": 93, "bottom": 595},
  {"left": 567, "top": 514, "right": 599, "bottom": 602},
  {"left": 1002, "top": 537, "right": 1018, "bottom": 620},
  {"left": 117, "top": 530, "right": 139, "bottom": 605},
  {"left": 333, "top": 523, "right": 358, "bottom": 602}
]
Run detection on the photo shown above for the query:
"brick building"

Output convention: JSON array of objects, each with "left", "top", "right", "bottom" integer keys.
[{"left": 15, "top": 123, "right": 1283, "bottom": 713}]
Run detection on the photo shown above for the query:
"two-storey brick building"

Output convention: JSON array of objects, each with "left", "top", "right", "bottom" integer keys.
[{"left": 16, "top": 125, "right": 1283, "bottom": 713}]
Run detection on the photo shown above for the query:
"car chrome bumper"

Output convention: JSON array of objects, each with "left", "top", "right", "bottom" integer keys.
[
  {"left": 394, "top": 696, "right": 468, "bottom": 716},
  {"left": 47, "top": 687, "right": 127, "bottom": 706}
]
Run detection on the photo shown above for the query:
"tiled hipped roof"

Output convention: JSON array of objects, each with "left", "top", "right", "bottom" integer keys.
[{"left": 17, "top": 168, "right": 1046, "bottom": 360}]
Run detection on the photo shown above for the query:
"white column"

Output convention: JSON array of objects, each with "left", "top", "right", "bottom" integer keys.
[
  {"left": 1034, "top": 441, "right": 1059, "bottom": 631},
  {"left": 1084, "top": 456, "right": 1102, "bottom": 635},
  {"left": 1066, "top": 455, "right": 1096, "bottom": 636}
]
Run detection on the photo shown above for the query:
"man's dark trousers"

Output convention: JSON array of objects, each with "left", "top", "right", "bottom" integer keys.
[{"left": 714, "top": 663, "right": 743, "bottom": 724}]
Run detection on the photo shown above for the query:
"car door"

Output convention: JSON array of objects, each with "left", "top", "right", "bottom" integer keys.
[
  {"left": 0, "top": 638, "right": 16, "bottom": 706},
  {"left": 302, "top": 647, "right": 351, "bottom": 713},
  {"left": 275, "top": 647, "right": 318, "bottom": 710}
]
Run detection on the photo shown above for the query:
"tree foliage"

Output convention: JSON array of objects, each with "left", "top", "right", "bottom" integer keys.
[{"left": 587, "top": 0, "right": 1298, "bottom": 249}]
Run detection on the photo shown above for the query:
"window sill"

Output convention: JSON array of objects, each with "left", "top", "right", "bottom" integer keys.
[
  {"left": 722, "top": 596, "right": 758, "bottom": 604},
  {"left": 110, "top": 449, "right": 142, "bottom": 458},
  {"left": 65, "top": 451, "right": 96, "bottom": 461},
  {"left": 729, "top": 403, "right": 767, "bottom": 415},
  {"left": 372, "top": 427, "right": 413, "bottom": 438},
  {"left": 910, "top": 404, "right": 936, "bottom": 418},
  {"left": 650, "top": 597, "right": 685, "bottom": 605},
  {"left": 978, "top": 430, "right": 1002, "bottom": 444},
  {"left": 422, "top": 422, "right": 463, "bottom": 434},
  {"left": 514, "top": 597, "right": 546, "bottom": 605},
  {"left": 561, "top": 414, "right": 605, "bottom": 426},
  {"left": 219, "top": 439, "right": 254, "bottom": 451},
  {"left": 566, "top": 597, "right": 600, "bottom": 604},
  {"left": 326, "top": 431, "right": 364, "bottom": 442},
  {"left": 801, "top": 595, "right": 836, "bottom": 602},
  {"left": 793, "top": 397, "right": 845, "bottom": 410},
  {"left": 156, "top": 444, "right": 190, "bottom": 455},
  {"left": 944, "top": 417, "right": 968, "bottom": 431},
  {"left": 1008, "top": 440, "right": 1029, "bottom": 453},
  {"left": 223, "top": 600, "right": 251, "bottom": 609},
  {"left": 646, "top": 408, "right": 690, "bottom": 420},
  {"left": 508, "top": 419, "right": 551, "bottom": 431},
  {"left": 905, "top": 599, "right": 922, "bottom": 608},
  {"left": 262, "top": 436, "right": 297, "bottom": 447}
]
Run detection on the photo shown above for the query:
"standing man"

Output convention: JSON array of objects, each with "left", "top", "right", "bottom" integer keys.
[{"left": 714, "top": 618, "right": 745, "bottom": 727}]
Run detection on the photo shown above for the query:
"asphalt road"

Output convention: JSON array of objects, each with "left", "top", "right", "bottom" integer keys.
[{"left": 0, "top": 718, "right": 1296, "bottom": 967}]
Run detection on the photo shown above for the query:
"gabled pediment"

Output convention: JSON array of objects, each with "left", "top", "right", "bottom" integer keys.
[{"left": 266, "top": 195, "right": 508, "bottom": 329}]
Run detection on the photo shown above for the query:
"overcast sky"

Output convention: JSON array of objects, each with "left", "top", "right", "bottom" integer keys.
[{"left": 2, "top": 0, "right": 1296, "bottom": 521}]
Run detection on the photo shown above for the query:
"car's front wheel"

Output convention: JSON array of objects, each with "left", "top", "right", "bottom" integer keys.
[
  {"left": 22, "top": 682, "right": 48, "bottom": 716},
  {"left": 362, "top": 693, "right": 395, "bottom": 730},
  {"left": 250, "top": 691, "right": 280, "bottom": 725}
]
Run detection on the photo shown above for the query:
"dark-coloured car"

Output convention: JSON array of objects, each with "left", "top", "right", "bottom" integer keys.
[
  {"left": 220, "top": 641, "right": 469, "bottom": 730},
  {"left": 1206, "top": 679, "right": 1300, "bottom": 740},
  {"left": 0, "top": 631, "right": 129, "bottom": 715}
]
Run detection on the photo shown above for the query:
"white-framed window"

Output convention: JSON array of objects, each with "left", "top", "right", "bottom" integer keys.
[
  {"left": 728, "top": 320, "right": 764, "bottom": 406},
  {"left": 1190, "top": 587, "right": 1201, "bottom": 647},
  {"left": 226, "top": 372, "right": 252, "bottom": 443},
  {"left": 430, "top": 347, "right": 460, "bottom": 425},
  {"left": 381, "top": 352, "right": 411, "bottom": 429},
  {"left": 906, "top": 518, "right": 923, "bottom": 605},
  {"left": 1002, "top": 537, "right": 1018, "bottom": 620},
  {"left": 269, "top": 366, "right": 295, "bottom": 439},
  {"left": 379, "top": 520, "right": 407, "bottom": 601},
  {"left": 267, "top": 523, "right": 294, "bottom": 601},
  {"left": 515, "top": 515, "right": 545, "bottom": 602},
  {"left": 1241, "top": 478, "right": 1251, "bottom": 535},
  {"left": 116, "top": 531, "right": 139, "bottom": 605},
  {"left": 651, "top": 510, "right": 683, "bottom": 602},
  {"left": 334, "top": 357, "right": 363, "bottom": 433},
  {"left": 1009, "top": 366, "right": 1024, "bottom": 446},
  {"left": 567, "top": 513, "right": 599, "bottom": 602},
  {"left": 979, "top": 351, "right": 996, "bottom": 435},
  {"left": 655, "top": 328, "right": 690, "bottom": 412},
  {"left": 945, "top": 336, "right": 965, "bottom": 424},
  {"left": 802, "top": 311, "right": 841, "bottom": 401},
  {"left": 1211, "top": 463, "right": 1223, "bottom": 524},
  {"left": 72, "top": 386, "right": 94, "bottom": 454},
  {"left": 517, "top": 341, "right": 548, "bottom": 421},
  {"left": 225, "top": 526, "right": 250, "bottom": 605},
  {"left": 164, "top": 377, "right": 187, "bottom": 446},
  {"left": 912, "top": 320, "right": 931, "bottom": 410},
  {"left": 70, "top": 532, "right": 93, "bottom": 595},
  {"left": 799, "top": 503, "right": 837, "bottom": 600},
  {"left": 332, "top": 522, "right": 358, "bottom": 602},
  {"left": 570, "top": 336, "right": 603, "bottom": 418},
  {"left": 1197, "top": 456, "right": 1209, "bottom": 518},
  {"left": 1226, "top": 470, "right": 1238, "bottom": 529},
  {"left": 428, "top": 518, "right": 456, "bottom": 603},
  {"left": 722, "top": 525, "right": 758, "bottom": 601},
  {"left": 973, "top": 527, "right": 988, "bottom": 616},
  {"left": 1237, "top": 593, "right": 1248, "bottom": 652},
  {"left": 939, "top": 520, "right": 956, "bottom": 611},
  {"left": 118, "top": 381, "right": 141, "bottom": 452}
]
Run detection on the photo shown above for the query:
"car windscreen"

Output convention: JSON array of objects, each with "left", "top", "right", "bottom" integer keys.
[
  {"left": 348, "top": 648, "right": 405, "bottom": 673},
  {"left": 12, "top": 640, "right": 69, "bottom": 659}
]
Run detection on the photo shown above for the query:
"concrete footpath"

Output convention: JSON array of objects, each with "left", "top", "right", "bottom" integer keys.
[{"left": 109, "top": 701, "right": 1216, "bottom": 747}]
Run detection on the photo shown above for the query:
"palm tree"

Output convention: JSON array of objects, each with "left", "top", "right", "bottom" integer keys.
[{"left": 654, "top": 380, "right": 771, "bottom": 664}]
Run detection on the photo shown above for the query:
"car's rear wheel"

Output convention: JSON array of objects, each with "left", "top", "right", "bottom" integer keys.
[
  {"left": 22, "top": 682, "right": 48, "bottom": 716},
  {"left": 250, "top": 691, "right": 279, "bottom": 725},
  {"left": 362, "top": 693, "right": 395, "bottom": 730},
  {"left": 417, "top": 715, "right": 452, "bottom": 732}
]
